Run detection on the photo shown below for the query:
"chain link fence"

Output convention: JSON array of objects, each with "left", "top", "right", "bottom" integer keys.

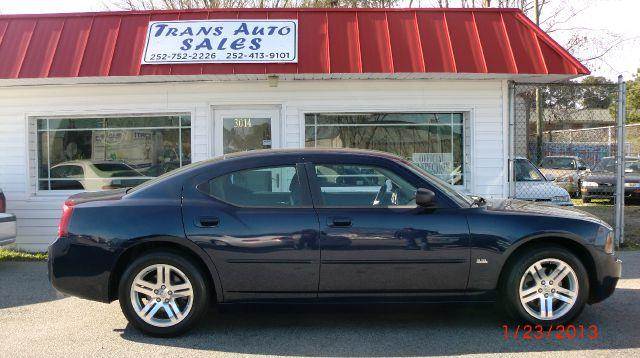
[{"left": 509, "top": 81, "right": 631, "bottom": 245}]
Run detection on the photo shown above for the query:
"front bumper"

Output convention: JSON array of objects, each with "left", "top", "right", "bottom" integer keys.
[
  {"left": 555, "top": 182, "right": 579, "bottom": 194},
  {"left": 582, "top": 187, "right": 640, "bottom": 200},
  {"left": 48, "top": 236, "right": 116, "bottom": 303},
  {"left": 0, "top": 214, "right": 17, "bottom": 246},
  {"left": 588, "top": 248, "right": 622, "bottom": 304}
]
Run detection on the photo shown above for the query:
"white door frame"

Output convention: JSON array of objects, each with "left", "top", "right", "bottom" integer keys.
[{"left": 212, "top": 107, "right": 281, "bottom": 157}]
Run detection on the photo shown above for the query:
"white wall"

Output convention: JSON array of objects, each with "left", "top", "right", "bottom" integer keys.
[{"left": 0, "top": 79, "right": 508, "bottom": 251}]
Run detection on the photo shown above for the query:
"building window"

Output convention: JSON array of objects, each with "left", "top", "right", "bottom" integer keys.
[
  {"left": 36, "top": 114, "right": 191, "bottom": 191},
  {"left": 304, "top": 113, "right": 464, "bottom": 186}
]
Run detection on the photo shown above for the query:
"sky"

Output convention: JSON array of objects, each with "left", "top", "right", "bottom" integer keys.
[{"left": 0, "top": 0, "right": 638, "bottom": 81}]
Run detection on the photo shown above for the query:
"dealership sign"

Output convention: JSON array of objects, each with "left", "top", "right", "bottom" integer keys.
[{"left": 142, "top": 20, "right": 298, "bottom": 64}]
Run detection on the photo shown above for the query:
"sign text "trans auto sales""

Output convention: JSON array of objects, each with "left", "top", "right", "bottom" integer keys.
[{"left": 142, "top": 20, "right": 298, "bottom": 64}]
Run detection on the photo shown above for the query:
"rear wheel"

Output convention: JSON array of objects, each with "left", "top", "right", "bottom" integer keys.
[
  {"left": 503, "top": 246, "right": 589, "bottom": 326},
  {"left": 118, "top": 251, "right": 209, "bottom": 336}
]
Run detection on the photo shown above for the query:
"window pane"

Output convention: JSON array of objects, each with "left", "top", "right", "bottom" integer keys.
[
  {"left": 203, "top": 166, "right": 304, "bottom": 207},
  {"left": 314, "top": 164, "right": 416, "bottom": 207},
  {"left": 305, "top": 113, "right": 452, "bottom": 126},
  {"left": 222, "top": 117, "right": 271, "bottom": 154},
  {"left": 48, "top": 118, "right": 105, "bottom": 130},
  {"left": 105, "top": 116, "right": 180, "bottom": 128},
  {"left": 305, "top": 112, "right": 464, "bottom": 186},
  {"left": 37, "top": 115, "right": 191, "bottom": 191}
]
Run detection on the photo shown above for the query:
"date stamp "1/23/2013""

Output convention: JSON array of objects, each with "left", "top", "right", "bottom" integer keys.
[{"left": 502, "top": 324, "right": 599, "bottom": 341}]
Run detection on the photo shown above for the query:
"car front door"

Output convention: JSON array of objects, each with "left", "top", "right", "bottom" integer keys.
[
  {"left": 182, "top": 159, "right": 320, "bottom": 301},
  {"left": 306, "top": 159, "right": 471, "bottom": 297}
]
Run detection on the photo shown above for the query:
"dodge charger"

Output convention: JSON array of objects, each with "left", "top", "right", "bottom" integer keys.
[{"left": 48, "top": 149, "right": 622, "bottom": 336}]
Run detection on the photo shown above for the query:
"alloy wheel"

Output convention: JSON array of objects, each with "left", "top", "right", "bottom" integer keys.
[
  {"left": 518, "top": 258, "right": 578, "bottom": 320},
  {"left": 130, "top": 264, "right": 194, "bottom": 327}
]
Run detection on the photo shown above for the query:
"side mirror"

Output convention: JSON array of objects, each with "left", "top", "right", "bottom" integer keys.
[
  {"left": 416, "top": 188, "right": 436, "bottom": 207},
  {"left": 544, "top": 173, "right": 557, "bottom": 181}
]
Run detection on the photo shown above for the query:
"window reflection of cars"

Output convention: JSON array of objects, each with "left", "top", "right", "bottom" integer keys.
[
  {"left": 581, "top": 157, "right": 640, "bottom": 203},
  {"left": 539, "top": 156, "right": 589, "bottom": 198},
  {"left": 141, "top": 161, "right": 181, "bottom": 177},
  {"left": 514, "top": 157, "right": 572, "bottom": 206},
  {"left": 49, "top": 160, "right": 148, "bottom": 191}
]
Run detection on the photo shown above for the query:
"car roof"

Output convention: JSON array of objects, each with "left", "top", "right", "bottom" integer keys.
[
  {"left": 543, "top": 155, "right": 579, "bottom": 159},
  {"left": 218, "top": 148, "right": 406, "bottom": 162},
  {"left": 51, "top": 160, "right": 131, "bottom": 167}
]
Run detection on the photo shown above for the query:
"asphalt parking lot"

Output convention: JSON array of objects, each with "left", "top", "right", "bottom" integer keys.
[{"left": 1, "top": 252, "right": 639, "bottom": 358}]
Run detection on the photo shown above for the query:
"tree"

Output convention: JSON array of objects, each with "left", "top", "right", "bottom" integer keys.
[
  {"left": 580, "top": 76, "right": 615, "bottom": 109},
  {"left": 628, "top": 69, "right": 640, "bottom": 123}
]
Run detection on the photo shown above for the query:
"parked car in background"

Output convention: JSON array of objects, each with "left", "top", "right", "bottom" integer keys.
[
  {"left": 514, "top": 157, "right": 573, "bottom": 206},
  {"left": 49, "top": 160, "right": 148, "bottom": 191},
  {"left": 48, "top": 149, "right": 621, "bottom": 336},
  {"left": 539, "top": 156, "right": 590, "bottom": 198},
  {"left": 581, "top": 156, "right": 640, "bottom": 203},
  {"left": 0, "top": 188, "right": 17, "bottom": 247}
]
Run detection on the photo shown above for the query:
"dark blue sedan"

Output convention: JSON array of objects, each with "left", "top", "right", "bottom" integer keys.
[{"left": 48, "top": 149, "right": 621, "bottom": 336}]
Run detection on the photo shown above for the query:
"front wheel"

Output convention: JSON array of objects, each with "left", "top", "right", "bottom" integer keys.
[
  {"left": 118, "top": 251, "right": 209, "bottom": 336},
  {"left": 503, "top": 246, "right": 589, "bottom": 326}
]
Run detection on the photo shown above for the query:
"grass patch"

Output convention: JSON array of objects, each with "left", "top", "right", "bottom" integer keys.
[
  {"left": 621, "top": 241, "right": 640, "bottom": 251},
  {"left": 0, "top": 249, "right": 48, "bottom": 262}
]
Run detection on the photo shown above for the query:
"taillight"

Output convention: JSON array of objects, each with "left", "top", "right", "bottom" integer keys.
[
  {"left": 57, "top": 200, "right": 75, "bottom": 238},
  {"left": 0, "top": 191, "right": 5, "bottom": 213}
]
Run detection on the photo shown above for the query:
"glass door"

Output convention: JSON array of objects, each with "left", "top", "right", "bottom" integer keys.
[
  {"left": 213, "top": 108, "right": 282, "bottom": 189},
  {"left": 214, "top": 108, "right": 280, "bottom": 157}
]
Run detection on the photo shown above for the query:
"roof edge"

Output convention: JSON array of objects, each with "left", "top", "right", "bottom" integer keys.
[
  {"left": 0, "top": 7, "right": 524, "bottom": 19},
  {"left": 512, "top": 12, "right": 590, "bottom": 75}
]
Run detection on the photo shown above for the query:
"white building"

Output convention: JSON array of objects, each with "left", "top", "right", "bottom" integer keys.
[{"left": 0, "top": 8, "right": 588, "bottom": 251}]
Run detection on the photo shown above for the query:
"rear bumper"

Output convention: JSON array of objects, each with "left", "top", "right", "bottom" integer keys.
[
  {"left": 0, "top": 214, "right": 17, "bottom": 246},
  {"left": 48, "top": 236, "right": 115, "bottom": 303},
  {"left": 588, "top": 248, "right": 622, "bottom": 304}
]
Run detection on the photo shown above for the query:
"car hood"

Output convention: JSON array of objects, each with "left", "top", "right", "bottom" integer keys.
[
  {"left": 585, "top": 172, "right": 640, "bottom": 184},
  {"left": 483, "top": 198, "right": 610, "bottom": 227},
  {"left": 515, "top": 181, "right": 569, "bottom": 200},
  {"left": 539, "top": 168, "right": 576, "bottom": 176}
]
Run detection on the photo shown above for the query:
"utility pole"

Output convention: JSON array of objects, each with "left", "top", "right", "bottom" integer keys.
[{"left": 534, "top": 0, "right": 543, "bottom": 164}]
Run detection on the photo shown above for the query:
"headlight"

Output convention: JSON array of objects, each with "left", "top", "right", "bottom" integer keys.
[
  {"left": 556, "top": 175, "right": 574, "bottom": 183},
  {"left": 582, "top": 181, "right": 598, "bottom": 187},
  {"left": 624, "top": 182, "right": 640, "bottom": 188},
  {"left": 552, "top": 195, "right": 571, "bottom": 202}
]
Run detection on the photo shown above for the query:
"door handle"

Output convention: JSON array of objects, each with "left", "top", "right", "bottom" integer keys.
[
  {"left": 196, "top": 217, "right": 219, "bottom": 228},
  {"left": 328, "top": 217, "right": 352, "bottom": 227}
]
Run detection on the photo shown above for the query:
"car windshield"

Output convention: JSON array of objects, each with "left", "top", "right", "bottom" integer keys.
[
  {"left": 515, "top": 159, "right": 545, "bottom": 181},
  {"left": 593, "top": 158, "right": 640, "bottom": 173},
  {"left": 402, "top": 159, "right": 475, "bottom": 207},
  {"left": 540, "top": 157, "right": 574, "bottom": 170}
]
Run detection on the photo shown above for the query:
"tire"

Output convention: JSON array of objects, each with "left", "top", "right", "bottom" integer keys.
[
  {"left": 502, "top": 245, "right": 589, "bottom": 326},
  {"left": 574, "top": 181, "right": 582, "bottom": 199},
  {"left": 118, "top": 251, "right": 209, "bottom": 337}
]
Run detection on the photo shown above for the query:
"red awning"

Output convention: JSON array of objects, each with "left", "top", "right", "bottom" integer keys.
[{"left": 0, "top": 8, "right": 589, "bottom": 80}]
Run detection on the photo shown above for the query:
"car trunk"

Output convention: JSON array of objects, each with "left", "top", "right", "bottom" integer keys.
[{"left": 66, "top": 188, "right": 128, "bottom": 205}]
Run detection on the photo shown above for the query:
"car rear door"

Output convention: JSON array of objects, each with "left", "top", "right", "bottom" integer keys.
[
  {"left": 182, "top": 157, "right": 320, "bottom": 301},
  {"left": 306, "top": 158, "right": 471, "bottom": 297}
]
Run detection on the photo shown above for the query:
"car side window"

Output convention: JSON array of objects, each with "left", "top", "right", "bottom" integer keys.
[
  {"left": 201, "top": 165, "right": 308, "bottom": 207},
  {"left": 312, "top": 164, "right": 417, "bottom": 207}
]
